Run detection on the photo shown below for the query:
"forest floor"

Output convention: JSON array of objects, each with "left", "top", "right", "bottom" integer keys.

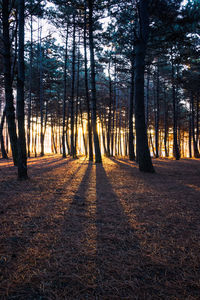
[{"left": 0, "top": 155, "right": 200, "bottom": 300}]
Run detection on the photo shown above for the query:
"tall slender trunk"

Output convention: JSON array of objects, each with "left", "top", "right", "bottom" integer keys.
[
  {"left": 31, "top": 103, "right": 34, "bottom": 153},
  {"left": 34, "top": 110, "right": 38, "bottom": 157},
  {"left": 66, "top": 114, "right": 70, "bottom": 154},
  {"left": 39, "top": 28, "right": 44, "bottom": 156},
  {"left": 191, "top": 93, "right": 200, "bottom": 157},
  {"left": 134, "top": 0, "right": 154, "bottom": 172},
  {"left": 62, "top": 25, "right": 69, "bottom": 158},
  {"left": 75, "top": 39, "right": 80, "bottom": 157},
  {"left": 43, "top": 101, "right": 48, "bottom": 137},
  {"left": 189, "top": 103, "right": 192, "bottom": 158},
  {"left": 79, "top": 99, "right": 87, "bottom": 155},
  {"left": 150, "top": 132, "right": 156, "bottom": 158},
  {"left": 70, "top": 14, "right": 76, "bottom": 158},
  {"left": 196, "top": 96, "right": 199, "bottom": 148},
  {"left": 145, "top": 68, "right": 150, "bottom": 127},
  {"left": 129, "top": 55, "right": 135, "bottom": 161},
  {"left": 171, "top": 54, "right": 180, "bottom": 160},
  {"left": 164, "top": 87, "right": 169, "bottom": 157},
  {"left": 17, "top": 0, "right": 28, "bottom": 179},
  {"left": 0, "top": 108, "right": 8, "bottom": 159},
  {"left": 27, "top": 0, "right": 33, "bottom": 158},
  {"left": 111, "top": 61, "right": 117, "bottom": 156},
  {"left": 107, "top": 61, "right": 112, "bottom": 156},
  {"left": 118, "top": 97, "right": 122, "bottom": 156},
  {"left": 88, "top": 0, "right": 102, "bottom": 163},
  {"left": 111, "top": 94, "right": 115, "bottom": 156},
  {"left": 84, "top": 0, "right": 93, "bottom": 161},
  {"left": 115, "top": 87, "right": 118, "bottom": 156},
  {"left": 100, "top": 115, "right": 107, "bottom": 155},
  {"left": 155, "top": 63, "right": 160, "bottom": 158},
  {"left": 2, "top": 0, "right": 18, "bottom": 165},
  {"left": 125, "top": 111, "right": 129, "bottom": 157}
]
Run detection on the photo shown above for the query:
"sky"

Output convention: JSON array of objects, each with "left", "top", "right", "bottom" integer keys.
[{"left": 25, "top": 0, "right": 190, "bottom": 53}]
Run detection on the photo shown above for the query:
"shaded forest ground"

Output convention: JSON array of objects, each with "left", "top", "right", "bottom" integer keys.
[{"left": 0, "top": 155, "right": 200, "bottom": 300}]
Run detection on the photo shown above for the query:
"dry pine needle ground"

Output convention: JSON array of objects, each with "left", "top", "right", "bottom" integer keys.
[{"left": 0, "top": 155, "right": 200, "bottom": 299}]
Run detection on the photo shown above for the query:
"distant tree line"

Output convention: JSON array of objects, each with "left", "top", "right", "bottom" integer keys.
[{"left": 0, "top": 0, "right": 199, "bottom": 178}]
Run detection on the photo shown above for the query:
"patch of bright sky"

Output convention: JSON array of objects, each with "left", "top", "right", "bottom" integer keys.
[
  {"left": 25, "top": 0, "right": 189, "bottom": 54},
  {"left": 25, "top": 2, "right": 66, "bottom": 47},
  {"left": 182, "top": 0, "right": 188, "bottom": 5}
]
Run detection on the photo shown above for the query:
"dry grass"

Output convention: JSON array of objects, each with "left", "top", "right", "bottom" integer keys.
[{"left": 0, "top": 155, "right": 200, "bottom": 299}]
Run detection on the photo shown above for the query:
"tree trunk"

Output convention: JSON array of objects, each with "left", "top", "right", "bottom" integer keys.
[
  {"left": 39, "top": 28, "right": 44, "bottom": 156},
  {"left": 66, "top": 115, "right": 70, "bottom": 154},
  {"left": 62, "top": 25, "right": 69, "bottom": 158},
  {"left": 145, "top": 68, "right": 150, "bottom": 127},
  {"left": 79, "top": 99, "right": 87, "bottom": 156},
  {"left": 88, "top": 0, "right": 102, "bottom": 163},
  {"left": 75, "top": 32, "right": 81, "bottom": 158},
  {"left": 134, "top": 0, "right": 154, "bottom": 172},
  {"left": 129, "top": 55, "right": 135, "bottom": 161},
  {"left": 118, "top": 97, "right": 122, "bottom": 156},
  {"left": 111, "top": 62, "right": 117, "bottom": 156},
  {"left": 107, "top": 61, "right": 112, "bottom": 157},
  {"left": 155, "top": 64, "right": 160, "bottom": 158},
  {"left": 100, "top": 115, "right": 107, "bottom": 155},
  {"left": 196, "top": 96, "right": 199, "bottom": 149},
  {"left": 2, "top": 0, "right": 18, "bottom": 166},
  {"left": 27, "top": 0, "right": 33, "bottom": 158},
  {"left": 0, "top": 108, "right": 8, "bottom": 159},
  {"left": 70, "top": 14, "right": 76, "bottom": 158},
  {"left": 115, "top": 88, "right": 118, "bottom": 156},
  {"left": 84, "top": 0, "right": 93, "bottom": 161},
  {"left": 191, "top": 93, "right": 200, "bottom": 157},
  {"left": 34, "top": 110, "right": 38, "bottom": 157},
  {"left": 164, "top": 88, "right": 169, "bottom": 157},
  {"left": 171, "top": 55, "right": 180, "bottom": 160},
  {"left": 111, "top": 92, "right": 115, "bottom": 156},
  {"left": 17, "top": 0, "right": 28, "bottom": 179}
]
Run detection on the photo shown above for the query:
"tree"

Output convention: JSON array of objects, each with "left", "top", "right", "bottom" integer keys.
[
  {"left": 134, "top": 0, "right": 155, "bottom": 172},
  {"left": 0, "top": 107, "right": 8, "bottom": 159},
  {"left": 2, "top": 0, "right": 18, "bottom": 166},
  {"left": 17, "top": 0, "right": 28, "bottom": 179},
  {"left": 88, "top": 0, "right": 102, "bottom": 163}
]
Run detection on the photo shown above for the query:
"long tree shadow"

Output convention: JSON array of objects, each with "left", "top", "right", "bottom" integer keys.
[
  {"left": 95, "top": 163, "right": 141, "bottom": 298},
  {"left": 44, "top": 161, "right": 95, "bottom": 298},
  {"left": 29, "top": 157, "right": 73, "bottom": 176},
  {"left": 109, "top": 157, "right": 139, "bottom": 172},
  {"left": 4, "top": 161, "right": 95, "bottom": 299},
  {"left": 106, "top": 157, "right": 200, "bottom": 298},
  {"left": 0, "top": 159, "right": 88, "bottom": 299}
]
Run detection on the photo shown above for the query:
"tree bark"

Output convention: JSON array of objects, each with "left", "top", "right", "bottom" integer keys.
[
  {"left": 0, "top": 108, "right": 8, "bottom": 159},
  {"left": 134, "top": 0, "right": 154, "bottom": 172},
  {"left": 2, "top": 0, "right": 18, "bottom": 166},
  {"left": 39, "top": 28, "right": 44, "bottom": 156},
  {"left": 129, "top": 55, "right": 135, "bottom": 161},
  {"left": 27, "top": 0, "right": 33, "bottom": 158},
  {"left": 79, "top": 99, "right": 87, "bottom": 156},
  {"left": 70, "top": 13, "right": 76, "bottom": 158},
  {"left": 155, "top": 64, "right": 160, "bottom": 158},
  {"left": 171, "top": 54, "right": 180, "bottom": 160},
  {"left": 107, "top": 61, "right": 112, "bottom": 157},
  {"left": 84, "top": 0, "right": 93, "bottom": 161},
  {"left": 75, "top": 32, "right": 81, "bottom": 158},
  {"left": 17, "top": 0, "right": 28, "bottom": 179},
  {"left": 196, "top": 96, "right": 199, "bottom": 149},
  {"left": 164, "top": 88, "right": 169, "bottom": 157},
  {"left": 62, "top": 25, "right": 69, "bottom": 158},
  {"left": 88, "top": 0, "right": 102, "bottom": 163},
  {"left": 191, "top": 93, "right": 200, "bottom": 157}
]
